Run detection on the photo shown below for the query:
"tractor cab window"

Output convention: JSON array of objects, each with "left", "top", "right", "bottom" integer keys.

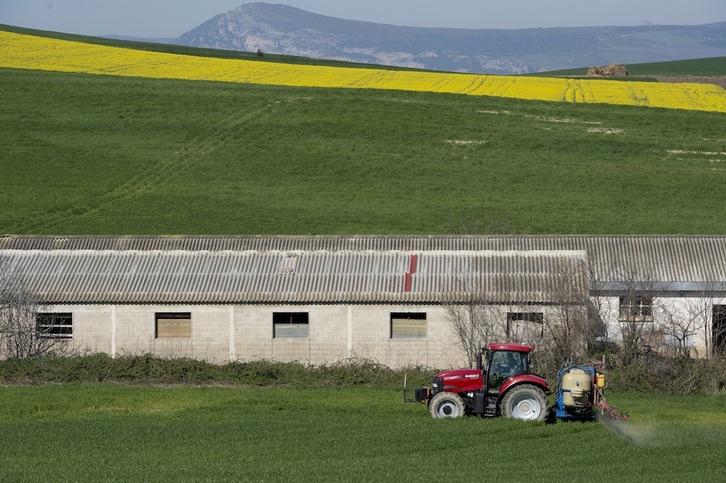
[{"left": 487, "top": 351, "right": 528, "bottom": 389}]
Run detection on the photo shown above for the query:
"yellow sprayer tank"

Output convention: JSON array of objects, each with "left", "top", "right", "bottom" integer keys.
[
  {"left": 561, "top": 368, "right": 592, "bottom": 408},
  {"left": 596, "top": 372, "right": 606, "bottom": 389}
]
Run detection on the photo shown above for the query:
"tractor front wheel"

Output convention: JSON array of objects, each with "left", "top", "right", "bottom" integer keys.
[
  {"left": 429, "top": 392, "right": 465, "bottom": 418},
  {"left": 500, "top": 385, "right": 547, "bottom": 421}
]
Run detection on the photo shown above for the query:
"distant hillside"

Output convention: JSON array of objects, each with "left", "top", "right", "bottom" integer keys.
[{"left": 172, "top": 2, "right": 726, "bottom": 74}]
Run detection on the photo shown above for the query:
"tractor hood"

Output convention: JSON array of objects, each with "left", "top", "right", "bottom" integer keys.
[{"left": 435, "top": 368, "right": 483, "bottom": 393}]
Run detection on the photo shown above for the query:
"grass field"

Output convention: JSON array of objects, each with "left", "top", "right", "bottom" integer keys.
[
  {"left": 2, "top": 27, "right": 726, "bottom": 235},
  {"left": 1, "top": 66, "right": 725, "bottom": 235},
  {"left": 0, "top": 384, "right": 724, "bottom": 481}
]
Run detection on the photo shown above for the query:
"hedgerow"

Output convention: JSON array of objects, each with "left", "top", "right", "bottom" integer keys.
[
  {"left": 603, "top": 354, "right": 726, "bottom": 395},
  {"left": 2, "top": 353, "right": 725, "bottom": 394},
  {"left": 0, "top": 353, "right": 431, "bottom": 388}
]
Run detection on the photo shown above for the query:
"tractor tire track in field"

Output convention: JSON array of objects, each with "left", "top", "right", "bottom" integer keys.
[
  {"left": 563, "top": 79, "right": 586, "bottom": 103},
  {"left": 12, "top": 105, "right": 272, "bottom": 234},
  {"left": 457, "top": 76, "right": 490, "bottom": 95}
]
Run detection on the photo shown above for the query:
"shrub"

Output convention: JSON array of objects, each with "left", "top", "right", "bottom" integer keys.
[
  {"left": 604, "top": 353, "right": 726, "bottom": 395},
  {"left": 0, "top": 353, "right": 431, "bottom": 387}
]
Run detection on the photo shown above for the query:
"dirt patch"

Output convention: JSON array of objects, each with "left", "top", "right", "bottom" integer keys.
[
  {"left": 667, "top": 149, "right": 726, "bottom": 157},
  {"left": 587, "top": 127, "right": 625, "bottom": 135},
  {"left": 446, "top": 139, "right": 487, "bottom": 145}
]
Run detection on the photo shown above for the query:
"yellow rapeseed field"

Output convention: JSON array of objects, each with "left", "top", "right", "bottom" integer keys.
[{"left": 2, "top": 30, "right": 725, "bottom": 112}]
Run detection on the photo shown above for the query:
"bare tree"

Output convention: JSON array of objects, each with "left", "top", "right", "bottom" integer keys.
[
  {"left": 671, "top": 279, "right": 720, "bottom": 358},
  {"left": 584, "top": 255, "right": 619, "bottom": 355},
  {"left": 658, "top": 304, "right": 701, "bottom": 358},
  {"left": 536, "top": 258, "right": 598, "bottom": 372},
  {"left": 585, "top": 252, "right": 672, "bottom": 361},
  {"left": 505, "top": 312, "right": 544, "bottom": 345},
  {"left": 442, "top": 275, "right": 505, "bottom": 368},
  {"left": 0, "top": 258, "right": 66, "bottom": 358},
  {"left": 600, "top": 260, "right": 663, "bottom": 361}
]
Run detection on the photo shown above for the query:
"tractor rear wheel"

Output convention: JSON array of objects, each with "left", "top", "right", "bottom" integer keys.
[
  {"left": 500, "top": 385, "right": 547, "bottom": 421},
  {"left": 429, "top": 392, "right": 465, "bottom": 418}
]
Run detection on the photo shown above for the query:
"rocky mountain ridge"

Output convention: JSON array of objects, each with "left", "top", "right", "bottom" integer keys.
[{"left": 172, "top": 3, "right": 726, "bottom": 74}]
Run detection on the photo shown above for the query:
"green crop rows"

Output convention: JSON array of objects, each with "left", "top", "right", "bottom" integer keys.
[
  {"left": 0, "top": 385, "right": 724, "bottom": 481},
  {"left": 2, "top": 66, "right": 725, "bottom": 235}
]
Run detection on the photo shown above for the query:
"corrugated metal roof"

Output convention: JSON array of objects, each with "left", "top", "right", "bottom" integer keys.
[
  {"left": 3, "top": 235, "right": 726, "bottom": 304},
  {"left": 0, "top": 246, "right": 586, "bottom": 304}
]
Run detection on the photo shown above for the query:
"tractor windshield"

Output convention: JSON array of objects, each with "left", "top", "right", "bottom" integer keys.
[{"left": 487, "top": 350, "right": 529, "bottom": 389}]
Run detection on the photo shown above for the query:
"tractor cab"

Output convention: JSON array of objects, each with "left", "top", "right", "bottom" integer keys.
[{"left": 480, "top": 343, "right": 532, "bottom": 389}]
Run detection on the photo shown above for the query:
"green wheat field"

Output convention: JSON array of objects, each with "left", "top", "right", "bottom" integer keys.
[{"left": 0, "top": 385, "right": 724, "bottom": 481}]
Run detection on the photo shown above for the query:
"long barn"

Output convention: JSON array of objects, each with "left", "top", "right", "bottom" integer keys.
[{"left": 1, "top": 235, "right": 725, "bottom": 367}]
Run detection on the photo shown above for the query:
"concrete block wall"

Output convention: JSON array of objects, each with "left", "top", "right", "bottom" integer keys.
[
  {"left": 43, "top": 297, "right": 726, "bottom": 366},
  {"left": 46, "top": 303, "right": 470, "bottom": 368}
]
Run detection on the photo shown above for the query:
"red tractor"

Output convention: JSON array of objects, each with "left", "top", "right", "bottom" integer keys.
[{"left": 409, "top": 342, "right": 551, "bottom": 420}]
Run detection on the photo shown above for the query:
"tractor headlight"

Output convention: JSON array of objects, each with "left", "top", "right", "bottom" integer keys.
[{"left": 431, "top": 377, "right": 443, "bottom": 394}]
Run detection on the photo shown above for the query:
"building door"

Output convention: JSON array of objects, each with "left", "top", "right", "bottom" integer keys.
[{"left": 712, "top": 305, "right": 726, "bottom": 356}]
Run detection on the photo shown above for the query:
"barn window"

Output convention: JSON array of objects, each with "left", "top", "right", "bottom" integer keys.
[
  {"left": 273, "top": 312, "right": 309, "bottom": 338},
  {"left": 390, "top": 312, "right": 427, "bottom": 339},
  {"left": 155, "top": 312, "right": 192, "bottom": 338},
  {"left": 36, "top": 313, "right": 73, "bottom": 338},
  {"left": 506, "top": 312, "right": 543, "bottom": 343},
  {"left": 619, "top": 296, "right": 653, "bottom": 321}
]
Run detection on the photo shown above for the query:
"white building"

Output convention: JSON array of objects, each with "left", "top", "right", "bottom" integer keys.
[{"left": 1, "top": 235, "right": 725, "bottom": 367}]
